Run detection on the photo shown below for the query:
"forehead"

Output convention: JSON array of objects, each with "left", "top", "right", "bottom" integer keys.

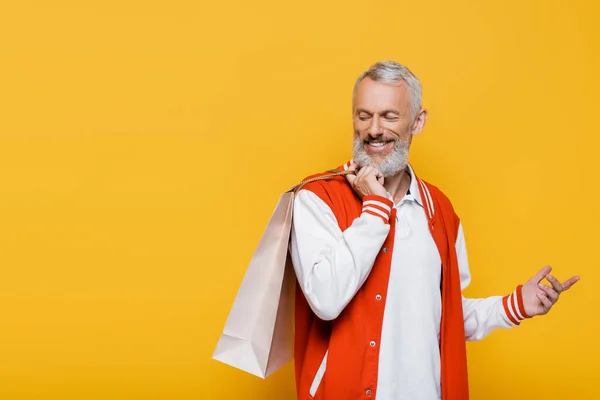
[{"left": 353, "top": 77, "right": 410, "bottom": 112}]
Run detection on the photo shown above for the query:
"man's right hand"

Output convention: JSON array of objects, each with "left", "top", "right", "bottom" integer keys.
[{"left": 346, "top": 164, "right": 388, "bottom": 199}]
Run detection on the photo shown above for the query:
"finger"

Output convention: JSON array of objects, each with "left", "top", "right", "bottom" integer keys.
[
  {"left": 561, "top": 276, "right": 580, "bottom": 291},
  {"left": 369, "top": 171, "right": 385, "bottom": 187},
  {"left": 362, "top": 166, "right": 382, "bottom": 183},
  {"left": 537, "top": 292, "right": 553, "bottom": 308},
  {"left": 354, "top": 167, "right": 369, "bottom": 193},
  {"left": 537, "top": 284, "right": 559, "bottom": 302},
  {"left": 546, "top": 274, "right": 564, "bottom": 293},
  {"left": 346, "top": 173, "right": 356, "bottom": 186},
  {"left": 356, "top": 165, "right": 370, "bottom": 179},
  {"left": 531, "top": 265, "right": 552, "bottom": 283},
  {"left": 357, "top": 167, "right": 376, "bottom": 190}
]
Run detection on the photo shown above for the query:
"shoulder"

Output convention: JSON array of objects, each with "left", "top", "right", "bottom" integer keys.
[
  {"left": 420, "top": 178, "right": 453, "bottom": 206},
  {"left": 296, "top": 162, "right": 353, "bottom": 197}
]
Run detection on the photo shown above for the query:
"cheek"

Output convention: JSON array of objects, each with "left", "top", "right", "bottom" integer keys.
[
  {"left": 353, "top": 122, "right": 367, "bottom": 136},
  {"left": 385, "top": 121, "right": 412, "bottom": 137}
]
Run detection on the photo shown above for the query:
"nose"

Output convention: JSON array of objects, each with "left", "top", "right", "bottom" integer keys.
[{"left": 367, "top": 116, "right": 382, "bottom": 137}]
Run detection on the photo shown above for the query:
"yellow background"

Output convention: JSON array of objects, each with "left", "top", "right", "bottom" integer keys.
[{"left": 1, "top": 0, "right": 598, "bottom": 399}]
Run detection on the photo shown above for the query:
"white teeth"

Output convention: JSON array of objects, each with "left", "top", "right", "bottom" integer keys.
[{"left": 370, "top": 142, "right": 386, "bottom": 147}]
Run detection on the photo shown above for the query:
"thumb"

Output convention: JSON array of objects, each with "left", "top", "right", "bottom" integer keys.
[{"left": 531, "top": 265, "right": 552, "bottom": 284}]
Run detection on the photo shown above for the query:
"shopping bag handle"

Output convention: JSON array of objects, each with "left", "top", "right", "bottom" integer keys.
[{"left": 288, "top": 169, "right": 353, "bottom": 194}]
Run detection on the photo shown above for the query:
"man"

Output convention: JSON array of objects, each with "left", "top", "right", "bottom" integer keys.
[{"left": 289, "top": 61, "right": 579, "bottom": 400}]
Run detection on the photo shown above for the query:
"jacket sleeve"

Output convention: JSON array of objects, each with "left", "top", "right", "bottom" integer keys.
[
  {"left": 289, "top": 189, "right": 393, "bottom": 321},
  {"left": 457, "top": 222, "right": 530, "bottom": 341}
]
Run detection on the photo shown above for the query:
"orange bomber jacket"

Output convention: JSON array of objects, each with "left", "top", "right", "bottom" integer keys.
[{"left": 293, "top": 164, "right": 470, "bottom": 400}]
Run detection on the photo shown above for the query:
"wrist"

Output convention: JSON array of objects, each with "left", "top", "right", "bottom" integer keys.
[
  {"left": 362, "top": 195, "right": 393, "bottom": 224},
  {"left": 502, "top": 285, "right": 531, "bottom": 326}
]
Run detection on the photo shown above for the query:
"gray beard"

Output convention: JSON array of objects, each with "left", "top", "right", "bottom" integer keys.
[{"left": 352, "top": 137, "right": 410, "bottom": 178}]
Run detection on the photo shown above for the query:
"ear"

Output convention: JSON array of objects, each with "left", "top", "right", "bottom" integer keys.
[{"left": 411, "top": 109, "right": 428, "bottom": 136}]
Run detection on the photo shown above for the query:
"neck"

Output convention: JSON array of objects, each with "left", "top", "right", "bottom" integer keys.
[{"left": 384, "top": 167, "right": 411, "bottom": 204}]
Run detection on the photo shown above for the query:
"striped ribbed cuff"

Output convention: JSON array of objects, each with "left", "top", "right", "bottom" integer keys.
[
  {"left": 502, "top": 285, "right": 531, "bottom": 326},
  {"left": 362, "top": 195, "right": 394, "bottom": 224}
]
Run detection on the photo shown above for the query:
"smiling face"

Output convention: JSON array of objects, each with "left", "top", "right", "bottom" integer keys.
[{"left": 352, "top": 77, "right": 420, "bottom": 177}]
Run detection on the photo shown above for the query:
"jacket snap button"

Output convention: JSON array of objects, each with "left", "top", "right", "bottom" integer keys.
[{"left": 382, "top": 247, "right": 388, "bottom": 253}]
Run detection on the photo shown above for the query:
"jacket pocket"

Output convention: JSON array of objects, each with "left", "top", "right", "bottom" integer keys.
[{"left": 309, "top": 350, "right": 328, "bottom": 398}]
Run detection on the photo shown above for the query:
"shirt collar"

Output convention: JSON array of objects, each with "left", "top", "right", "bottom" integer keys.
[{"left": 403, "top": 163, "right": 424, "bottom": 208}]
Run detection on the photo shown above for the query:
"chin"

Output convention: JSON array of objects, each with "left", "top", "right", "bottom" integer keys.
[
  {"left": 367, "top": 152, "right": 391, "bottom": 160},
  {"left": 363, "top": 153, "right": 393, "bottom": 167}
]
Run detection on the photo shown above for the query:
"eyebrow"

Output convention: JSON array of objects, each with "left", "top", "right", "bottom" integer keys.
[{"left": 355, "top": 108, "right": 400, "bottom": 116}]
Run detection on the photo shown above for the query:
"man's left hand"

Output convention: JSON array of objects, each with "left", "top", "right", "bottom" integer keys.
[{"left": 522, "top": 266, "right": 580, "bottom": 317}]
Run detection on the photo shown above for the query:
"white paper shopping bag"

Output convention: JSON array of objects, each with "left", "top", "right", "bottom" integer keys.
[
  {"left": 212, "top": 170, "right": 350, "bottom": 378},
  {"left": 212, "top": 191, "right": 296, "bottom": 378}
]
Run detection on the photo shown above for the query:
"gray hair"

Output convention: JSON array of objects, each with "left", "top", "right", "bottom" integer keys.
[{"left": 352, "top": 61, "right": 423, "bottom": 120}]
